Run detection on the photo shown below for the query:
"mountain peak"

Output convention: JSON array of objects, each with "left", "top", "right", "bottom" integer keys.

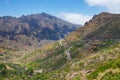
[
  {"left": 0, "top": 13, "right": 78, "bottom": 49},
  {"left": 99, "top": 12, "right": 111, "bottom": 15},
  {"left": 85, "top": 12, "right": 120, "bottom": 40},
  {"left": 40, "top": 12, "right": 55, "bottom": 18},
  {"left": 85, "top": 12, "right": 115, "bottom": 27},
  {"left": 92, "top": 12, "right": 112, "bottom": 20},
  {"left": 41, "top": 12, "right": 48, "bottom": 15}
]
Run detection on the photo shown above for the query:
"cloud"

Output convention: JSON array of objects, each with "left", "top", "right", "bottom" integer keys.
[
  {"left": 85, "top": 0, "right": 120, "bottom": 13},
  {"left": 57, "top": 12, "right": 92, "bottom": 25}
]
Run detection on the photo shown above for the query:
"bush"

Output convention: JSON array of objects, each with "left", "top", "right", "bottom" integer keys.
[
  {"left": 88, "top": 58, "right": 120, "bottom": 79},
  {"left": 0, "top": 63, "right": 7, "bottom": 76},
  {"left": 101, "top": 72, "right": 120, "bottom": 80},
  {"left": 25, "top": 67, "right": 34, "bottom": 75}
]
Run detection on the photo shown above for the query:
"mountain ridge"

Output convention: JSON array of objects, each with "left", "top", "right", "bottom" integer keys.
[
  {"left": 0, "top": 12, "right": 79, "bottom": 50},
  {"left": 0, "top": 12, "right": 120, "bottom": 80}
]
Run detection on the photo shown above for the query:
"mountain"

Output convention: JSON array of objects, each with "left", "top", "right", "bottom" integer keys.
[
  {"left": 0, "top": 12, "right": 120, "bottom": 80},
  {"left": 0, "top": 12, "right": 78, "bottom": 50},
  {"left": 85, "top": 12, "right": 120, "bottom": 39}
]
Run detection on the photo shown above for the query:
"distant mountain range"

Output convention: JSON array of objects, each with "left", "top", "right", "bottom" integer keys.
[{"left": 0, "top": 13, "right": 79, "bottom": 49}]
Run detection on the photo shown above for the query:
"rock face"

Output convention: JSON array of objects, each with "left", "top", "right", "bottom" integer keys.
[
  {"left": 0, "top": 13, "right": 78, "bottom": 49},
  {"left": 64, "top": 47, "right": 72, "bottom": 60}
]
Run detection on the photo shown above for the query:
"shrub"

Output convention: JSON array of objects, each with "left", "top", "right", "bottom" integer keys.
[{"left": 0, "top": 63, "right": 7, "bottom": 76}]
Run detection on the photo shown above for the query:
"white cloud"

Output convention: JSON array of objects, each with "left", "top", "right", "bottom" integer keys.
[
  {"left": 57, "top": 12, "right": 92, "bottom": 25},
  {"left": 85, "top": 0, "right": 120, "bottom": 13}
]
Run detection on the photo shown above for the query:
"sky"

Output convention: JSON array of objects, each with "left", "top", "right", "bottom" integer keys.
[{"left": 0, "top": 0, "right": 120, "bottom": 25}]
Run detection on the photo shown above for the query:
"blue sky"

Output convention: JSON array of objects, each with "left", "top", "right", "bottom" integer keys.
[{"left": 0, "top": 0, "right": 120, "bottom": 25}]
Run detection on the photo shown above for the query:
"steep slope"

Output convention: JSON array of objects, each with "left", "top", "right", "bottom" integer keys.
[
  {"left": 26, "top": 12, "right": 120, "bottom": 80},
  {"left": 85, "top": 14, "right": 120, "bottom": 39},
  {"left": 0, "top": 13, "right": 78, "bottom": 50},
  {"left": 83, "top": 12, "right": 116, "bottom": 34},
  {"left": 64, "top": 12, "right": 118, "bottom": 41},
  {"left": 0, "top": 12, "right": 120, "bottom": 80}
]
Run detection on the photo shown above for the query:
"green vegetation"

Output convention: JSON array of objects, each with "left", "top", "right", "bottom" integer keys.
[
  {"left": 70, "top": 41, "right": 84, "bottom": 58},
  {"left": 101, "top": 72, "right": 120, "bottom": 80},
  {"left": 0, "top": 62, "right": 35, "bottom": 80},
  {"left": 0, "top": 39, "right": 120, "bottom": 80},
  {"left": 86, "top": 17, "right": 120, "bottom": 39},
  {"left": 0, "top": 63, "right": 7, "bottom": 77},
  {"left": 96, "top": 39, "right": 116, "bottom": 51},
  {"left": 87, "top": 58, "right": 120, "bottom": 79},
  {"left": 0, "top": 12, "right": 120, "bottom": 80}
]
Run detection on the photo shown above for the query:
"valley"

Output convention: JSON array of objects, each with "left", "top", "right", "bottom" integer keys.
[{"left": 0, "top": 12, "right": 120, "bottom": 80}]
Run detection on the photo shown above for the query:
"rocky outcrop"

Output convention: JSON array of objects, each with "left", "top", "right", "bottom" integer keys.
[{"left": 0, "top": 13, "right": 78, "bottom": 49}]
